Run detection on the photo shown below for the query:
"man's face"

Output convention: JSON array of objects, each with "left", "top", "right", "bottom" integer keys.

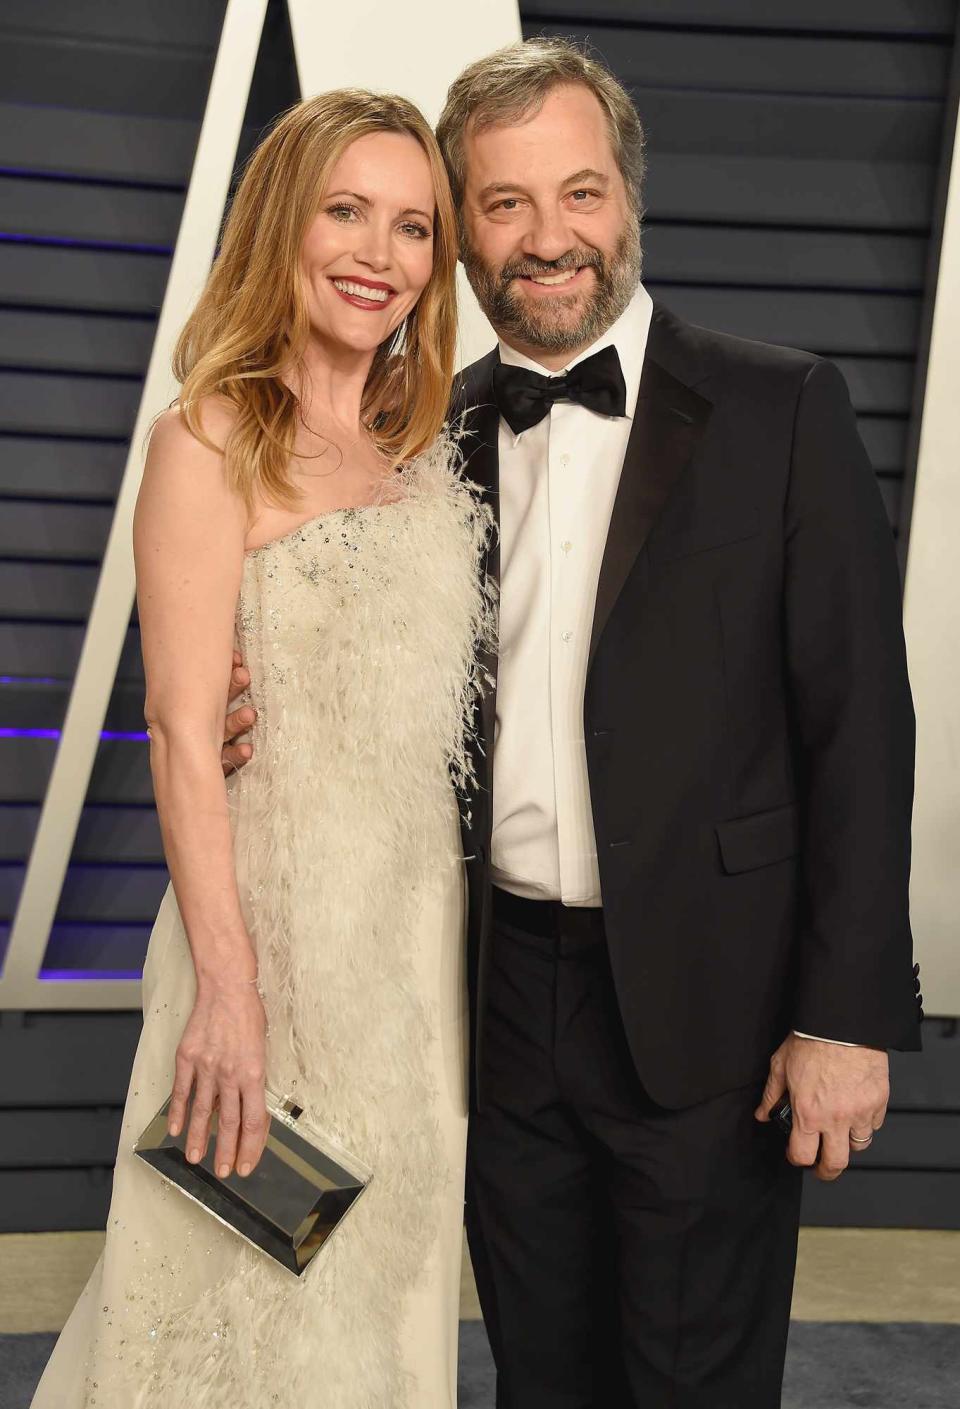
[{"left": 460, "top": 82, "right": 641, "bottom": 365}]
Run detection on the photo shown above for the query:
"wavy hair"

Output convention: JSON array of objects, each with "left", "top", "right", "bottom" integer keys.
[
  {"left": 437, "top": 38, "right": 645, "bottom": 223},
  {"left": 172, "top": 89, "right": 459, "bottom": 509}
]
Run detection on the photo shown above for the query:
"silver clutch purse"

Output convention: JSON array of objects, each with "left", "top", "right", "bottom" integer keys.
[{"left": 133, "top": 1086, "right": 372, "bottom": 1278}]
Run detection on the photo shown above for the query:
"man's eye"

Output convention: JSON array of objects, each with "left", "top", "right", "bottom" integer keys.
[
  {"left": 571, "top": 190, "right": 596, "bottom": 202},
  {"left": 494, "top": 199, "right": 520, "bottom": 212}
]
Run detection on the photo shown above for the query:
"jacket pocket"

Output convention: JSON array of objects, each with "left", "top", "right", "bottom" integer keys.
[
  {"left": 715, "top": 803, "right": 799, "bottom": 875},
  {"left": 647, "top": 506, "right": 761, "bottom": 565}
]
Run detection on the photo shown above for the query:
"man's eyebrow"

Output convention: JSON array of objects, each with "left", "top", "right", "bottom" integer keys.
[
  {"left": 476, "top": 169, "right": 611, "bottom": 203},
  {"left": 477, "top": 180, "right": 527, "bottom": 203},
  {"left": 563, "top": 168, "right": 610, "bottom": 187}
]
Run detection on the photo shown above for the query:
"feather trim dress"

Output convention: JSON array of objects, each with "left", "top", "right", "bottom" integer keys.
[{"left": 29, "top": 436, "right": 495, "bottom": 1409}]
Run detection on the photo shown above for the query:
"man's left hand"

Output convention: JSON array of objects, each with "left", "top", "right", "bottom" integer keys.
[{"left": 755, "top": 1034, "right": 889, "bottom": 1181}]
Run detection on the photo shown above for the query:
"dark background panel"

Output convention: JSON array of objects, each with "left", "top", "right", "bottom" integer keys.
[{"left": 0, "top": 0, "right": 955, "bottom": 1234}]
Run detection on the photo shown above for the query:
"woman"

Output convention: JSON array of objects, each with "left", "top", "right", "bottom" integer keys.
[{"left": 30, "top": 90, "right": 493, "bottom": 1409}]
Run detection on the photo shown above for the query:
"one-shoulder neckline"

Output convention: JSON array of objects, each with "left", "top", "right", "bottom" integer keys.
[{"left": 243, "top": 497, "right": 407, "bottom": 559}]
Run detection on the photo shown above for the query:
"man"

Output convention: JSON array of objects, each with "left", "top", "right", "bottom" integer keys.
[{"left": 222, "top": 37, "right": 922, "bottom": 1407}]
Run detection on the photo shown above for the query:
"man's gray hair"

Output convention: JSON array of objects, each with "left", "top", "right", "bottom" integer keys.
[{"left": 436, "top": 37, "right": 646, "bottom": 218}]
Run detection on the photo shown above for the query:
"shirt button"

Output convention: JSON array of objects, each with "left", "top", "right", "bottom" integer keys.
[
  {"left": 561, "top": 540, "right": 573, "bottom": 554},
  {"left": 559, "top": 453, "right": 571, "bottom": 468},
  {"left": 561, "top": 630, "right": 573, "bottom": 643}
]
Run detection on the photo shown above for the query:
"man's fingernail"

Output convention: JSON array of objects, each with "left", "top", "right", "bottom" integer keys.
[
  {"left": 169, "top": 1121, "right": 180, "bottom": 1136},
  {"left": 217, "top": 1163, "right": 230, "bottom": 1178},
  {"left": 188, "top": 1147, "right": 200, "bottom": 1162},
  {"left": 239, "top": 1162, "right": 251, "bottom": 1177}
]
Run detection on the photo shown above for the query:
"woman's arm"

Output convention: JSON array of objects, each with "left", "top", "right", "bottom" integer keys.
[{"left": 134, "top": 400, "right": 268, "bottom": 1179}]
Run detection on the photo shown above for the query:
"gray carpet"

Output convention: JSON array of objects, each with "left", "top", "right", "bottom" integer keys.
[{"left": 3, "top": 1323, "right": 959, "bottom": 1407}]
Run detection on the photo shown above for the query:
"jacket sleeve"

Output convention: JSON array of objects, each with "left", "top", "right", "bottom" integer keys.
[{"left": 783, "top": 358, "right": 921, "bottom": 1050}]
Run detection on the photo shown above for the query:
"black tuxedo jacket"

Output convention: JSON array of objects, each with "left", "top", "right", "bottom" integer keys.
[{"left": 453, "top": 301, "right": 922, "bottom": 1112}]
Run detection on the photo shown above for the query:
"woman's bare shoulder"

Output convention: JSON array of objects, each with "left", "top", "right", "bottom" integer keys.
[
  {"left": 148, "top": 394, "right": 240, "bottom": 462},
  {"left": 137, "top": 395, "right": 247, "bottom": 538}
]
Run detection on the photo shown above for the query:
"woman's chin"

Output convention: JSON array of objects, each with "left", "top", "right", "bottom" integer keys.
[{"left": 312, "top": 319, "right": 394, "bottom": 358}]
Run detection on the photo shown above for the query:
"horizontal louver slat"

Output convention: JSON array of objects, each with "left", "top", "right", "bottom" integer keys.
[
  {"left": 535, "top": 25, "right": 950, "bottom": 99},
  {"left": 0, "top": 435, "right": 129, "bottom": 498},
  {"left": 644, "top": 225, "right": 927, "bottom": 291},
  {"left": 0, "top": 377, "right": 141, "bottom": 439},
  {"left": 0, "top": 245, "right": 171, "bottom": 315},
  {"left": 0, "top": 681, "right": 145, "bottom": 732},
  {"left": 0, "top": 309, "right": 155, "bottom": 377},
  {"left": 0, "top": 624, "right": 143, "bottom": 686},
  {"left": 653, "top": 286, "right": 921, "bottom": 354},
  {"left": 0, "top": 1, "right": 225, "bottom": 46},
  {"left": 0, "top": 102, "right": 198, "bottom": 186},
  {"left": 0, "top": 176, "right": 183, "bottom": 247},
  {"left": 520, "top": 0, "right": 957, "bottom": 35},
  {"left": 645, "top": 155, "right": 935, "bottom": 230},
  {"left": 0, "top": 864, "right": 167, "bottom": 922},
  {"left": 0, "top": 501, "right": 114, "bottom": 561},
  {"left": 0, "top": 804, "right": 162, "bottom": 863}
]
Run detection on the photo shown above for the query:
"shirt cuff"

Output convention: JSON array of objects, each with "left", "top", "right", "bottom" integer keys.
[{"left": 792, "top": 1030, "right": 859, "bottom": 1048}]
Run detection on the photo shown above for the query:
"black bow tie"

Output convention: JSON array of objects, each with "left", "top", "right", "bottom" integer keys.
[{"left": 491, "top": 344, "right": 628, "bottom": 436}]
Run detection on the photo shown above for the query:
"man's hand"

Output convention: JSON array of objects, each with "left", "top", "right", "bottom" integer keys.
[
  {"left": 222, "top": 650, "right": 256, "bottom": 776},
  {"left": 755, "top": 1034, "right": 889, "bottom": 1181}
]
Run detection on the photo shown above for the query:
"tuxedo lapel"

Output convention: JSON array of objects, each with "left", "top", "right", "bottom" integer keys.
[{"left": 587, "top": 332, "right": 713, "bottom": 677}]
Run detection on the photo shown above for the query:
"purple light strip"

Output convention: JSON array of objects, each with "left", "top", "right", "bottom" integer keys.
[
  {"left": 40, "top": 969, "right": 142, "bottom": 981},
  {"left": 0, "top": 164, "right": 185, "bottom": 194},
  {"left": 0, "top": 675, "right": 64, "bottom": 685},
  {"left": 0, "top": 728, "right": 148, "bottom": 741},
  {"left": 0, "top": 231, "right": 173, "bottom": 256}
]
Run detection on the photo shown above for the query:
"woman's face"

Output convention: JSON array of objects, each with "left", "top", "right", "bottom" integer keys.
[{"left": 300, "top": 130, "right": 437, "bottom": 357}]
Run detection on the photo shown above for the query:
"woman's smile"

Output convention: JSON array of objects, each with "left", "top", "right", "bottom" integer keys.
[{"left": 329, "top": 274, "right": 399, "bottom": 310}]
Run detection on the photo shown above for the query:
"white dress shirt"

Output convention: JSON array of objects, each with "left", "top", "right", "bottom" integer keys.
[
  {"left": 490, "top": 284, "right": 653, "bottom": 905},
  {"left": 488, "top": 282, "right": 853, "bottom": 1050}
]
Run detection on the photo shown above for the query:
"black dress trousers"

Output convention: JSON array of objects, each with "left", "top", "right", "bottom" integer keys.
[{"left": 466, "top": 888, "right": 804, "bottom": 1409}]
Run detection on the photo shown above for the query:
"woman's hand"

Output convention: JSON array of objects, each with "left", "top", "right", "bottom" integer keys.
[{"left": 168, "top": 977, "right": 269, "bottom": 1178}]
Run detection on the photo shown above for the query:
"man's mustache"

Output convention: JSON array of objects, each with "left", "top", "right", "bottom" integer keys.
[{"left": 500, "top": 249, "right": 604, "bottom": 283}]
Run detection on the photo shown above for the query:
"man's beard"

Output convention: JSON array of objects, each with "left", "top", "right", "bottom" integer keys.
[{"left": 461, "top": 215, "right": 643, "bottom": 356}]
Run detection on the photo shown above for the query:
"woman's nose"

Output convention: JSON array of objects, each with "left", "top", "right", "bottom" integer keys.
[{"left": 355, "top": 222, "right": 393, "bottom": 271}]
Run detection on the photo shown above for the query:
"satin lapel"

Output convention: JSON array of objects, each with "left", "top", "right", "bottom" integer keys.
[{"left": 587, "top": 356, "right": 712, "bottom": 676}]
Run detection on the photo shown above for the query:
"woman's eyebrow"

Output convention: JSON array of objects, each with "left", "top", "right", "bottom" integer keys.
[
  {"left": 325, "top": 189, "right": 371, "bottom": 205},
  {"left": 325, "top": 190, "right": 432, "bottom": 219}
]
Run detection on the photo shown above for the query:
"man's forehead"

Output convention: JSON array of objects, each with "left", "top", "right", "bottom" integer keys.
[{"left": 463, "top": 89, "right": 616, "bottom": 188}]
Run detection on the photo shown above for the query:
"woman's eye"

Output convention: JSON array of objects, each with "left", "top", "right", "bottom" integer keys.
[
  {"left": 328, "top": 204, "right": 358, "bottom": 222},
  {"left": 400, "top": 222, "right": 430, "bottom": 239}
]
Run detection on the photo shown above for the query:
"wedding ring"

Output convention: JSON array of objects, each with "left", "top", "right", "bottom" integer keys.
[{"left": 849, "top": 1133, "right": 874, "bottom": 1146}]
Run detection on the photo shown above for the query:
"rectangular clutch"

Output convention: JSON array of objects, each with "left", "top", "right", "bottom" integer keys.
[{"left": 133, "top": 1087, "right": 372, "bottom": 1278}]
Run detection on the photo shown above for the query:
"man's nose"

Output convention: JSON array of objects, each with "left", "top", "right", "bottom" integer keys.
[{"left": 523, "top": 207, "right": 575, "bottom": 263}]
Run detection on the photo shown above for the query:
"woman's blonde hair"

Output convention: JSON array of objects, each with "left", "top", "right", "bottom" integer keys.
[{"left": 172, "top": 89, "right": 459, "bottom": 510}]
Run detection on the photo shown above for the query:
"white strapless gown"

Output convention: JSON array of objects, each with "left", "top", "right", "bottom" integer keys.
[{"left": 30, "top": 440, "right": 494, "bottom": 1409}]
